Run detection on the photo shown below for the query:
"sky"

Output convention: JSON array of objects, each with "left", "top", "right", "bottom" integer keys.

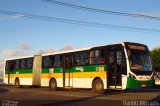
[{"left": 0, "top": 0, "right": 160, "bottom": 76}]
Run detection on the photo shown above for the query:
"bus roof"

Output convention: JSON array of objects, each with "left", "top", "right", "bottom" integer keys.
[
  {"left": 5, "top": 42, "right": 146, "bottom": 61},
  {"left": 5, "top": 47, "right": 91, "bottom": 61}
]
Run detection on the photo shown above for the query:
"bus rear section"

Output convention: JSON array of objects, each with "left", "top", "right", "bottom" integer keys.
[{"left": 4, "top": 56, "right": 37, "bottom": 87}]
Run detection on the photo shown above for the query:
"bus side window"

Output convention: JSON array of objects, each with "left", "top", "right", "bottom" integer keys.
[
  {"left": 15, "top": 60, "right": 20, "bottom": 70},
  {"left": 109, "top": 51, "right": 115, "bottom": 64},
  {"left": 20, "top": 59, "right": 26, "bottom": 69},
  {"left": 65, "top": 56, "right": 70, "bottom": 69},
  {"left": 54, "top": 55, "right": 62, "bottom": 67},
  {"left": 42, "top": 56, "right": 51, "bottom": 68},
  {"left": 51, "top": 56, "right": 54, "bottom": 68},
  {"left": 90, "top": 49, "right": 105, "bottom": 65},
  {"left": 117, "top": 51, "right": 122, "bottom": 65},
  {"left": 74, "top": 53, "right": 80, "bottom": 66},
  {"left": 90, "top": 50, "right": 97, "bottom": 64},
  {"left": 74, "top": 51, "right": 89, "bottom": 66},
  {"left": 108, "top": 51, "right": 115, "bottom": 71},
  {"left": 27, "top": 58, "right": 33, "bottom": 69},
  {"left": 5, "top": 61, "right": 9, "bottom": 71},
  {"left": 8, "top": 61, "right": 15, "bottom": 71},
  {"left": 99, "top": 49, "right": 105, "bottom": 64}
]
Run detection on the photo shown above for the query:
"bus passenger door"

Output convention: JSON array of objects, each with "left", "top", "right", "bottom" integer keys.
[
  {"left": 63, "top": 55, "right": 73, "bottom": 87},
  {"left": 107, "top": 46, "right": 124, "bottom": 89}
]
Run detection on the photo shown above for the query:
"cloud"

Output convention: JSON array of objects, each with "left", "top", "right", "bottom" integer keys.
[
  {"left": 36, "top": 48, "right": 55, "bottom": 55},
  {"left": 0, "top": 41, "right": 32, "bottom": 58},
  {"left": 0, "top": 44, "right": 74, "bottom": 77},
  {"left": 0, "top": 13, "right": 24, "bottom": 21},
  {"left": 0, "top": 41, "right": 31, "bottom": 77},
  {"left": 0, "top": 59, "right": 4, "bottom": 68},
  {"left": 1, "top": 49, "right": 26, "bottom": 57},
  {"left": 0, "top": 59, "right": 4, "bottom": 66},
  {"left": 14, "top": 13, "right": 25, "bottom": 19},
  {"left": 154, "top": 45, "right": 160, "bottom": 50},
  {"left": 0, "top": 59, "right": 4, "bottom": 77},
  {"left": 59, "top": 45, "right": 73, "bottom": 51},
  {"left": 46, "top": 48, "right": 55, "bottom": 53},
  {"left": 19, "top": 42, "right": 31, "bottom": 50},
  {"left": 36, "top": 44, "right": 74, "bottom": 55},
  {"left": 0, "top": 16, "right": 15, "bottom": 20}
]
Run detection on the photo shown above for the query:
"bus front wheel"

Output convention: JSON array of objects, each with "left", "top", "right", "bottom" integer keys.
[
  {"left": 49, "top": 79, "right": 57, "bottom": 91},
  {"left": 92, "top": 79, "right": 105, "bottom": 94}
]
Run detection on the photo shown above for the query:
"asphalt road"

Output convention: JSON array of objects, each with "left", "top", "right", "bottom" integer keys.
[{"left": 0, "top": 84, "right": 160, "bottom": 106}]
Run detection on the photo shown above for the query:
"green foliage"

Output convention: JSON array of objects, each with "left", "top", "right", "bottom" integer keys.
[{"left": 150, "top": 48, "right": 160, "bottom": 70}]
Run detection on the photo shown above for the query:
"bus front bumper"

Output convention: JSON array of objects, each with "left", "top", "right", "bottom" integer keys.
[{"left": 126, "top": 77, "right": 154, "bottom": 89}]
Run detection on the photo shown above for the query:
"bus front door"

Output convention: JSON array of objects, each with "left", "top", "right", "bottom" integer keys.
[
  {"left": 63, "top": 55, "right": 73, "bottom": 88},
  {"left": 107, "top": 47, "right": 123, "bottom": 89}
]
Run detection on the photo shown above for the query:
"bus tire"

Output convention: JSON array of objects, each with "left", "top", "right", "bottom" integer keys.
[
  {"left": 49, "top": 79, "right": 57, "bottom": 91},
  {"left": 15, "top": 78, "right": 20, "bottom": 88},
  {"left": 92, "top": 79, "right": 105, "bottom": 94}
]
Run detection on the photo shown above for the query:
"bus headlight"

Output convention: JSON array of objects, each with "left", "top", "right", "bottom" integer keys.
[
  {"left": 154, "top": 72, "right": 160, "bottom": 80},
  {"left": 129, "top": 73, "right": 136, "bottom": 80}
]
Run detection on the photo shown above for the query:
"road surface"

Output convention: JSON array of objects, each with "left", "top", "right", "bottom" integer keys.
[{"left": 0, "top": 84, "right": 160, "bottom": 106}]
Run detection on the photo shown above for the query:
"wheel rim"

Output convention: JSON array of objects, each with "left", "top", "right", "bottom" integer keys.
[
  {"left": 95, "top": 83, "right": 102, "bottom": 91},
  {"left": 51, "top": 81, "right": 56, "bottom": 88}
]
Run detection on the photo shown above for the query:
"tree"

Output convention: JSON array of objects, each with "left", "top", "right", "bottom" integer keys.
[{"left": 150, "top": 48, "right": 160, "bottom": 71}]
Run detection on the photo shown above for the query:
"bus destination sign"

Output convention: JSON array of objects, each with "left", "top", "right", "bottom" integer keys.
[{"left": 128, "top": 45, "right": 146, "bottom": 50}]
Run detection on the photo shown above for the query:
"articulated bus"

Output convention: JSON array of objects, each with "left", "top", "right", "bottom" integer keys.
[{"left": 4, "top": 42, "right": 154, "bottom": 93}]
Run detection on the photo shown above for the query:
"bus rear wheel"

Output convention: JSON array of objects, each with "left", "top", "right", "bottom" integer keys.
[
  {"left": 92, "top": 79, "right": 105, "bottom": 94},
  {"left": 49, "top": 79, "right": 57, "bottom": 91},
  {"left": 15, "top": 78, "right": 20, "bottom": 88}
]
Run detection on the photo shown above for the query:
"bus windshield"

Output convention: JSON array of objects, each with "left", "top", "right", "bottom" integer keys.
[{"left": 127, "top": 45, "right": 152, "bottom": 72}]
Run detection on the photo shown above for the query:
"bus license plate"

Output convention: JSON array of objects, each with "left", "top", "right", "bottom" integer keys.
[{"left": 141, "top": 84, "right": 146, "bottom": 88}]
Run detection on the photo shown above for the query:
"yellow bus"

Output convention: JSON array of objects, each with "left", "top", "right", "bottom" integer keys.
[{"left": 4, "top": 42, "right": 154, "bottom": 93}]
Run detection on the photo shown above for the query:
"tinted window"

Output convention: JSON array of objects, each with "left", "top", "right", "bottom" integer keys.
[
  {"left": 74, "top": 52, "right": 88, "bottom": 66},
  {"left": 43, "top": 56, "right": 52, "bottom": 68},
  {"left": 15, "top": 60, "right": 20, "bottom": 70},
  {"left": 117, "top": 51, "right": 122, "bottom": 65},
  {"left": 21, "top": 59, "right": 26, "bottom": 69},
  {"left": 109, "top": 51, "right": 115, "bottom": 64},
  {"left": 6, "top": 60, "right": 15, "bottom": 71},
  {"left": 27, "top": 58, "right": 33, "bottom": 69},
  {"left": 90, "top": 49, "right": 105, "bottom": 65},
  {"left": 54, "top": 55, "right": 62, "bottom": 67},
  {"left": 5, "top": 61, "right": 9, "bottom": 71}
]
